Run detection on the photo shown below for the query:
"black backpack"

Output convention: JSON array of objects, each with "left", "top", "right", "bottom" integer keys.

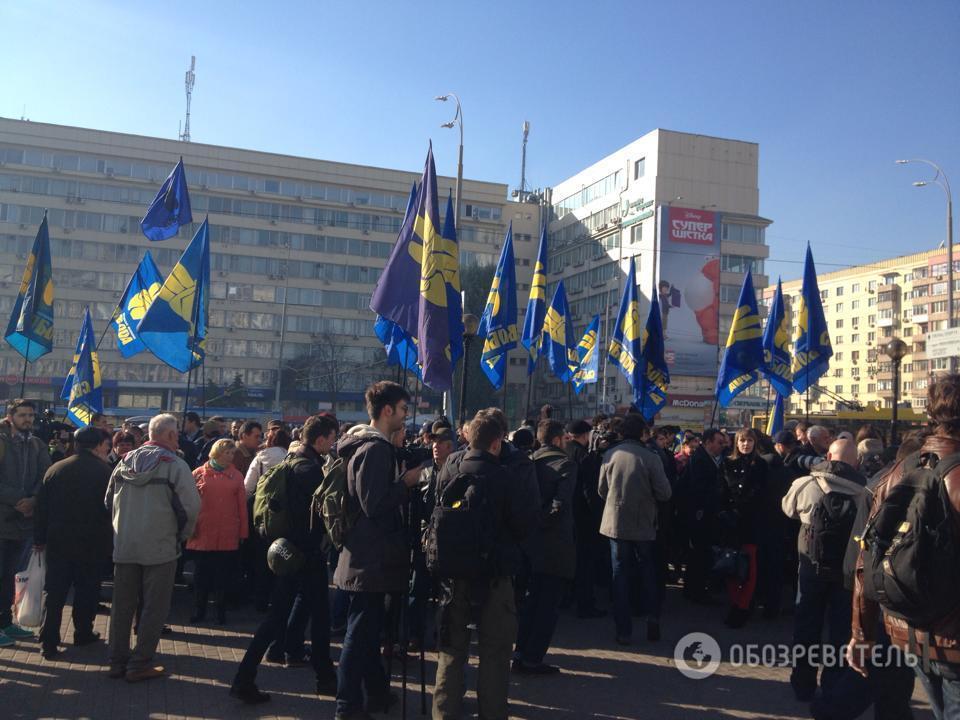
[
  {"left": 859, "top": 451, "right": 960, "bottom": 629},
  {"left": 808, "top": 489, "right": 859, "bottom": 582},
  {"left": 423, "top": 470, "right": 497, "bottom": 580}
]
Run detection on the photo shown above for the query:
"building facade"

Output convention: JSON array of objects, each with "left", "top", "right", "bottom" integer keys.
[
  {"left": 0, "top": 118, "right": 541, "bottom": 421},
  {"left": 770, "top": 248, "right": 960, "bottom": 415}
]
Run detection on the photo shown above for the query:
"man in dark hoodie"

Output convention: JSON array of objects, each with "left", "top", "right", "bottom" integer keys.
[
  {"left": 334, "top": 381, "right": 417, "bottom": 720},
  {"left": 781, "top": 437, "right": 867, "bottom": 702}
]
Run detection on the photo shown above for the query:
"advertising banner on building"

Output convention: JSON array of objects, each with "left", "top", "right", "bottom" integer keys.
[{"left": 657, "top": 206, "right": 720, "bottom": 377}]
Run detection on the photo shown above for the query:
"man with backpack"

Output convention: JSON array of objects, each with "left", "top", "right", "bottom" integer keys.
[
  {"left": 429, "top": 411, "right": 539, "bottom": 720},
  {"left": 231, "top": 413, "right": 340, "bottom": 705},
  {"left": 847, "top": 374, "right": 960, "bottom": 719},
  {"left": 333, "top": 381, "right": 418, "bottom": 720},
  {"left": 781, "top": 437, "right": 867, "bottom": 702},
  {"left": 514, "top": 420, "right": 577, "bottom": 674}
]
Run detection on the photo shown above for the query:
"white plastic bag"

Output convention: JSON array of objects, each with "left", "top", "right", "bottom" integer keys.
[{"left": 13, "top": 548, "right": 45, "bottom": 628}]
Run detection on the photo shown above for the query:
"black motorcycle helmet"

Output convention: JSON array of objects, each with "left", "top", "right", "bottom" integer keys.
[{"left": 266, "top": 538, "right": 304, "bottom": 577}]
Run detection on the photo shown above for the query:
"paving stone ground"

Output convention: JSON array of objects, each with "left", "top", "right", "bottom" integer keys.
[{"left": 1, "top": 581, "right": 934, "bottom": 719}]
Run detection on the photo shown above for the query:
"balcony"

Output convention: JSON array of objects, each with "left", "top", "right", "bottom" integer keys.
[{"left": 877, "top": 317, "right": 895, "bottom": 328}]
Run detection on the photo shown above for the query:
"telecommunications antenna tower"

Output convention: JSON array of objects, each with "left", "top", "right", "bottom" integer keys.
[
  {"left": 519, "top": 121, "right": 530, "bottom": 202},
  {"left": 180, "top": 56, "right": 196, "bottom": 142}
]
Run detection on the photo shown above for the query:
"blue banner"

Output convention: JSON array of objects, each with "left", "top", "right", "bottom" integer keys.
[
  {"left": 61, "top": 308, "right": 102, "bottom": 427},
  {"left": 716, "top": 269, "right": 764, "bottom": 407},
  {"left": 608, "top": 257, "right": 643, "bottom": 392},
  {"left": 792, "top": 244, "right": 833, "bottom": 393},
  {"left": 478, "top": 223, "right": 518, "bottom": 390},
  {"left": 759, "top": 277, "right": 793, "bottom": 398},
  {"left": 5, "top": 214, "right": 54, "bottom": 362},
  {"left": 113, "top": 251, "right": 163, "bottom": 358},
  {"left": 520, "top": 222, "right": 548, "bottom": 375},
  {"left": 542, "top": 280, "right": 577, "bottom": 383},
  {"left": 572, "top": 314, "right": 600, "bottom": 394},
  {"left": 636, "top": 294, "right": 670, "bottom": 422},
  {"left": 140, "top": 157, "right": 193, "bottom": 241}
]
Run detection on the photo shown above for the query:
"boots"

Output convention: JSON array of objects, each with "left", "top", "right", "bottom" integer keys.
[
  {"left": 216, "top": 592, "right": 227, "bottom": 626},
  {"left": 190, "top": 591, "right": 208, "bottom": 623}
]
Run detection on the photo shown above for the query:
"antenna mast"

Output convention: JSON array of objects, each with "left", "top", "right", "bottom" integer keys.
[
  {"left": 519, "top": 121, "right": 530, "bottom": 202},
  {"left": 180, "top": 56, "right": 196, "bottom": 142}
]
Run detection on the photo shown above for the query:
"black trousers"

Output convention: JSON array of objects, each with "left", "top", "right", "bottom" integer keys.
[{"left": 39, "top": 554, "right": 100, "bottom": 651}]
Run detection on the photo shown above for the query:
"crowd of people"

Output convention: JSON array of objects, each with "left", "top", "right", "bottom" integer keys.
[{"left": 0, "top": 372, "right": 958, "bottom": 720}]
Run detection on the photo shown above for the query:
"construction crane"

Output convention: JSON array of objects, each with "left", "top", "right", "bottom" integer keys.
[{"left": 180, "top": 56, "right": 196, "bottom": 142}]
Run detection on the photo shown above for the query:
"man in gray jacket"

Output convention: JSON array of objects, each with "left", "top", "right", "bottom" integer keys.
[
  {"left": 598, "top": 414, "right": 672, "bottom": 646},
  {"left": 105, "top": 413, "right": 200, "bottom": 683}
]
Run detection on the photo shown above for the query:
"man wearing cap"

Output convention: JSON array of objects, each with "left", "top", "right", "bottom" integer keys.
[
  {"left": 33, "top": 427, "right": 113, "bottom": 659},
  {"left": 566, "top": 419, "right": 605, "bottom": 619}
]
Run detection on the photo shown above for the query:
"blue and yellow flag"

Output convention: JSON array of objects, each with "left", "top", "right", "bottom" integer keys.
[
  {"left": 520, "top": 222, "right": 548, "bottom": 375},
  {"left": 766, "top": 392, "right": 785, "bottom": 437},
  {"left": 792, "top": 244, "right": 833, "bottom": 393},
  {"left": 137, "top": 218, "right": 210, "bottom": 373},
  {"left": 542, "top": 281, "right": 577, "bottom": 383},
  {"left": 572, "top": 314, "right": 601, "bottom": 394},
  {"left": 61, "top": 308, "right": 102, "bottom": 427},
  {"left": 113, "top": 251, "right": 163, "bottom": 359},
  {"left": 478, "top": 223, "right": 518, "bottom": 390},
  {"left": 759, "top": 277, "right": 792, "bottom": 398},
  {"left": 716, "top": 269, "right": 764, "bottom": 407},
  {"left": 141, "top": 157, "right": 193, "bottom": 241},
  {"left": 5, "top": 213, "right": 54, "bottom": 361},
  {"left": 608, "top": 257, "right": 643, "bottom": 392},
  {"left": 636, "top": 294, "right": 670, "bottom": 422}
]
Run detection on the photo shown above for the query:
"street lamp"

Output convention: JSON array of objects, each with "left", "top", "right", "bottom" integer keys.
[
  {"left": 436, "top": 93, "right": 463, "bottom": 233},
  {"left": 896, "top": 159, "right": 954, "bottom": 372},
  {"left": 884, "top": 337, "right": 908, "bottom": 445},
  {"left": 458, "top": 313, "right": 480, "bottom": 427}
]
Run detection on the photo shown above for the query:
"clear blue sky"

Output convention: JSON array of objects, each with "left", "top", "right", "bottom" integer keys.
[{"left": 4, "top": 0, "right": 958, "bottom": 282}]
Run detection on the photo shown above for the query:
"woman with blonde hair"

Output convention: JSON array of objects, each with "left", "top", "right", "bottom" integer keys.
[{"left": 188, "top": 438, "right": 248, "bottom": 624}]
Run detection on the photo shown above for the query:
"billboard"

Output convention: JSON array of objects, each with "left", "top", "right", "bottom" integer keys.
[{"left": 657, "top": 206, "right": 720, "bottom": 377}]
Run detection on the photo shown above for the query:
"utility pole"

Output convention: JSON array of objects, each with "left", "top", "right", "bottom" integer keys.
[{"left": 180, "top": 56, "right": 196, "bottom": 142}]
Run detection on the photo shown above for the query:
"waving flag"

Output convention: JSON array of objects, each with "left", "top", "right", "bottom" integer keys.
[
  {"left": 113, "top": 251, "right": 163, "bottom": 359},
  {"left": 716, "top": 269, "right": 764, "bottom": 407},
  {"left": 441, "top": 193, "right": 465, "bottom": 369},
  {"left": 137, "top": 218, "right": 210, "bottom": 372},
  {"left": 608, "top": 257, "right": 643, "bottom": 392},
  {"left": 792, "top": 244, "right": 833, "bottom": 393},
  {"left": 636, "top": 294, "right": 670, "bottom": 422},
  {"left": 520, "top": 222, "right": 548, "bottom": 374},
  {"left": 760, "top": 277, "right": 793, "bottom": 398},
  {"left": 766, "top": 392, "right": 785, "bottom": 436},
  {"left": 61, "top": 308, "right": 102, "bottom": 427},
  {"left": 5, "top": 213, "right": 54, "bottom": 361},
  {"left": 572, "top": 314, "right": 600, "bottom": 394},
  {"left": 140, "top": 157, "right": 193, "bottom": 241},
  {"left": 477, "top": 223, "right": 518, "bottom": 390},
  {"left": 542, "top": 281, "right": 577, "bottom": 383}
]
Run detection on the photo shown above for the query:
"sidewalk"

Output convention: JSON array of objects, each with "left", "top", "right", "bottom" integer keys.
[{"left": 1, "top": 582, "right": 933, "bottom": 719}]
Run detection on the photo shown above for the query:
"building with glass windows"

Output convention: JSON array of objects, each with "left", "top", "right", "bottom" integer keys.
[{"left": 0, "top": 117, "right": 542, "bottom": 420}]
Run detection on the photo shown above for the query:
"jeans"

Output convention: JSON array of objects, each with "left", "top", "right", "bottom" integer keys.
[
  {"left": 0, "top": 537, "right": 30, "bottom": 628},
  {"left": 516, "top": 573, "right": 563, "bottom": 665},
  {"left": 790, "top": 558, "right": 852, "bottom": 695},
  {"left": 610, "top": 539, "right": 658, "bottom": 639},
  {"left": 914, "top": 660, "right": 960, "bottom": 720},
  {"left": 40, "top": 554, "right": 100, "bottom": 650},
  {"left": 336, "top": 591, "right": 389, "bottom": 715},
  {"left": 236, "top": 551, "right": 333, "bottom": 683}
]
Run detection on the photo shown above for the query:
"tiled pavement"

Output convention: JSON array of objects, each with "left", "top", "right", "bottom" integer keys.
[{"left": 1, "top": 582, "right": 934, "bottom": 719}]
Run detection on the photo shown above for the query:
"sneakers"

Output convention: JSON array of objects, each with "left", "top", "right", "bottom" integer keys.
[
  {"left": 229, "top": 682, "right": 271, "bottom": 705},
  {"left": 0, "top": 631, "right": 14, "bottom": 648},
  {"left": 2, "top": 624, "right": 35, "bottom": 639},
  {"left": 41, "top": 646, "right": 62, "bottom": 661},
  {"left": 125, "top": 666, "right": 167, "bottom": 683}
]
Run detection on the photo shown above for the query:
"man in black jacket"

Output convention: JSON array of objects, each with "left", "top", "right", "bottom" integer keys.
[
  {"left": 566, "top": 419, "right": 605, "bottom": 618},
  {"left": 333, "top": 382, "right": 418, "bottom": 720},
  {"left": 33, "top": 427, "right": 113, "bottom": 659},
  {"left": 231, "top": 414, "right": 340, "bottom": 704}
]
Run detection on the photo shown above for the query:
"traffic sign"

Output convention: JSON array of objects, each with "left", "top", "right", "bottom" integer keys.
[{"left": 926, "top": 327, "right": 960, "bottom": 360}]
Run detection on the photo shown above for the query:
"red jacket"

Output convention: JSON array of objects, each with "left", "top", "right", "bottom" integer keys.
[{"left": 187, "top": 463, "right": 249, "bottom": 551}]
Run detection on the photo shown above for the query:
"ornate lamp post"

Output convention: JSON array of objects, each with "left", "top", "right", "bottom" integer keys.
[{"left": 884, "top": 337, "right": 908, "bottom": 445}]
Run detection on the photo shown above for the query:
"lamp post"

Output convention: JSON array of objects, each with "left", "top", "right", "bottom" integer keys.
[
  {"left": 896, "top": 159, "right": 954, "bottom": 372},
  {"left": 436, "top": 93, "right": 463, "bottom": 231},
  {"left": 459, "top": 313, "right": 480, "bottom": 427},
  {"left": 884, "top": 337, "right": 908, "bottom": 446}
]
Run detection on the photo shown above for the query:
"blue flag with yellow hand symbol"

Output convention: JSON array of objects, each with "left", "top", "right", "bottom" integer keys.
[
  {"left": 608, "top": 257, "right": 643, "bottom": 392},
  {"left": 766, "top": 392, "right": 785, "bottom": 436},
  {"left": 5, "top": 213, "right": 54, "bottom": 361},
  {"left": 716, "top": 269, "right": 764, "bottom": 407},
  {"left": 478, "top": 223, "right": 518, "bottom": 390},
  {"left": 520, "top": 222, "right": 548, "bottom": 375},
  {"left": 792, "top": 244, "right": 833, "bottom": 394},
  {"left": 636, "top": 294, "right": 670, "bottom": 422},
  {"left": 137, "top": 218, "right": 210, "bottom": 373},
  {"left": 572, "top": 314, "right": 600, "bottom": 394},
  {"left": 61, "top": 307, "right": 102, "bottom": 427},
  {"left": 113, "top": 251, "right": 163, "bottom": 359},
  {"left": 141, "top": 157, "right": 193, "bottom": 241},
  {"left": 760, "top": 277, "right": 793, "bottom": 398},
  {"left": 542, "top": 281, "right": 577, "bottom": 383}
]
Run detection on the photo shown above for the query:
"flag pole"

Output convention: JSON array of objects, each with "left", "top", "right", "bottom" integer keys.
[
  {"left": 19, "top": 338, "right": 30, "bottom": 398},
  {"left": 201, "top": 356, "right": 207, "bottom": 420},
  {"left": 566, "top": 381, "right": 573, "bottom": 422},
  {"left": 182, "top": 289, "right": 201, "bottom": 432}
]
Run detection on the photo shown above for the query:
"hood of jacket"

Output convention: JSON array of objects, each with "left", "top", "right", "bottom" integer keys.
[
  {"left": 116, "top": 443, "right": 180, "bottom": 486},
  {"left": 337, "top": 423, "right": 390, "bottom": 462},
  {"left": 811, "top": 460, "right": 866, "bottom": 495},
  {"left": 532, "top": 445, "right": 566, "bottom": 463}
]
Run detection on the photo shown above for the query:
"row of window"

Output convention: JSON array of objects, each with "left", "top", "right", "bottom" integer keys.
[{"left": 554, "top": 170, "right": 623, "bottom": 218}]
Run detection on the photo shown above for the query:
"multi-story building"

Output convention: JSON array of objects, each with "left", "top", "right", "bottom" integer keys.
[
  {"left": 769, "top": 248, "right": 960, "bottom": 415},
  {"left": 0, "top": 118, "right": 541, "bottom": 421},
  {"left": 537, "top": 129, "right": 771, "bottom": 426}
]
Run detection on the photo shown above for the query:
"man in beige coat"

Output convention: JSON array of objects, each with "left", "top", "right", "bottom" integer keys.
[{"left": 598, "top": 414, "right": 672, "bottom": 646}]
